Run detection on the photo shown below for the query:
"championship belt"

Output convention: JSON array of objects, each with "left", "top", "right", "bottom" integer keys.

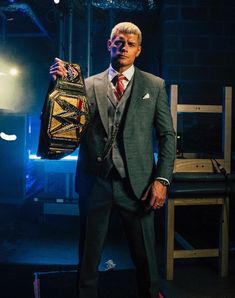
[{"left": 37, "top": 62, "right": 90, "bottom": 159}]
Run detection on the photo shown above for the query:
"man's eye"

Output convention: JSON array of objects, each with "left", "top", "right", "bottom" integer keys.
[{"left": 115, "top": 40, "right": 123, "bottom": 46}]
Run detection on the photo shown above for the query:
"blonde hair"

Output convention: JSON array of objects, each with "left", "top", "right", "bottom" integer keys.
[{"left": 110, "top": 22, "right": 142, "bottom": 45}]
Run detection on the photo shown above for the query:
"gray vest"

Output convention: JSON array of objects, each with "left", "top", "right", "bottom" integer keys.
[{"left": 100, "top": 77, "right": 133, "bottom": 178}]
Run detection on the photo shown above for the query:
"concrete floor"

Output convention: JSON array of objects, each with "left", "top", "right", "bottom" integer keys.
[{"left": 0, "top": 203, "right": 235, "bottom": 298}]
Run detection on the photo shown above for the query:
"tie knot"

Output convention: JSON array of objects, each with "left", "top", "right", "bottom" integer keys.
[
  {"left": 113, "top": 74, "right": 126, "bottom": 85},
  {"left": 117, "top": 74, "right": 125, "bottom": 81}
]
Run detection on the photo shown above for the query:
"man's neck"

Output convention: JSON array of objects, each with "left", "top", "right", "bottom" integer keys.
[{"left": 111, "top": 63, "right": 133, "bottom": 74}]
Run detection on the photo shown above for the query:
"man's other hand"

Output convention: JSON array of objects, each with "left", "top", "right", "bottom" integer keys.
[{"left": 141, "top": 180, "right": 167, "bottom": 213}]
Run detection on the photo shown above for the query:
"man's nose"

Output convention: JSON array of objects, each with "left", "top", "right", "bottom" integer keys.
[{"left": 120, "top": 42, "right": 128, "bottom": 51}]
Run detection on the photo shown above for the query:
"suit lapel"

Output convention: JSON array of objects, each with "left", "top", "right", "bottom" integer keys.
[
  {"left": 124, "top": 68, "right": 148, "bottom": 129},
  {"left": 93, "top": 70, "right": 109, "bottom": 135},
  {"left": 93, "top": 68, "right": 148, "bottom": 135}
]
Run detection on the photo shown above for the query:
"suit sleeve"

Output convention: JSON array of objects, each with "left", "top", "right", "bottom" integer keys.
[{"left": 153, "top": 80, "right": 176, "bottom": 183}]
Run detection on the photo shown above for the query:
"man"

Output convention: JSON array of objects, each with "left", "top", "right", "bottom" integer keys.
[{"left": 50, "top": 22, "right": 175, "bottom": 298}]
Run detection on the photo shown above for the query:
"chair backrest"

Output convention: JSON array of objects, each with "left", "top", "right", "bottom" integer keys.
[{"left": 170, "top": 85, "right": 232, "bottom": 174}]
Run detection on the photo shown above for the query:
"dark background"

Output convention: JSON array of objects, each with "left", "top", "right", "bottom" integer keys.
[{"left": 0, "top": 1, "right": 235, "bottom": 297}]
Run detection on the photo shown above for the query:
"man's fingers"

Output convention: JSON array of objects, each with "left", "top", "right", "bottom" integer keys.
[
  {"left": 55, "top": 57, "right": 64, "bottom": 63},
  {"left": 141, "top": 181, "right": 167, "bottom": 212},
  {"left": 149, "top": 195, "right": 166, "bottom": 211},
  {"left": 51, "top": 74, "right": 57, "bottom": 81},
  {"left": 50, "top": 63, "right": 66, "bottom": 72},
  {"left": 49, "top": 61, "right": 67, "bottom": 80},
  {"left": 153, "top": 200, "right": 165, "bottom": 209},
  {"left": 50, "top": 70, "right": 65, "bottom": 77},
  {"left": 140, "top": 185, "right": 151, "bottom": 201}
]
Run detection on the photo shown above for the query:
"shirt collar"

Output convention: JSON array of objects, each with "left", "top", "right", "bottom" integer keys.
[{"left": 108, "top": 64, "right": 135, "bottom": 82}]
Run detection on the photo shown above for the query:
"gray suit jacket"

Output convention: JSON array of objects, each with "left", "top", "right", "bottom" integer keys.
[{"left": 75, "top": 67, "right": 176, "bottom": 199}]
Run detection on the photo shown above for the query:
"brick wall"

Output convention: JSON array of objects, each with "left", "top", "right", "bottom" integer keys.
[
  {"left": 161, "top": 0, "right": 235, "bottom": 103},
  {"left": 160, "top": 0, "right": 235, "bottom": 167}
]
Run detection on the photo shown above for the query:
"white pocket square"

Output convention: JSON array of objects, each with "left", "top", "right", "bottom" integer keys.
[{"left": 142, "top": 93, "right": 150, "bottom": 99}]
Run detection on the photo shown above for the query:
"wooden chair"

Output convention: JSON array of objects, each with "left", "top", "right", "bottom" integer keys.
[{"left": 165, "top": 85, "right": 232, "bottom": 280}]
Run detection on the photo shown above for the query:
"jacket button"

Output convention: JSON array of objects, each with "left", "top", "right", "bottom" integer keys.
[{"left": 97, "top": 156, "right": 102, "bottom": 162}]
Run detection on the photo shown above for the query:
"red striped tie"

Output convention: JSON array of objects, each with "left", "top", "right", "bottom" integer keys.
[{"left": 114, "top": 74, "right": 125, "bottom": 101}]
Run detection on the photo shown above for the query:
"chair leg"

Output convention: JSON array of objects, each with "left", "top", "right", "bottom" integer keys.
[
  {"left": 166, "top": 199, "right": 175, "bottom": 280},
  {"left": 220, "top": 196, "right": 229, "bottom": 277}
]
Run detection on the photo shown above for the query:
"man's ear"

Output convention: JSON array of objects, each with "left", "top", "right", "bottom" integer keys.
[
  {"left": 107, "top": 39, "right": 112, "bottom": 52},
  {"left": 136, "top": 46, "right": 142, "bottom": 58}
]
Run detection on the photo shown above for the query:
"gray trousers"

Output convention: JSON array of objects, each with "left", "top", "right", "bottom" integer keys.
[{"left": 77, "top": 170, "right": 160, "bottom": 298}]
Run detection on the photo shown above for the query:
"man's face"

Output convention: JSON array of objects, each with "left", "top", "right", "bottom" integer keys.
[{"left": 107, "top": 32, "right": 141, "bottom": 71}]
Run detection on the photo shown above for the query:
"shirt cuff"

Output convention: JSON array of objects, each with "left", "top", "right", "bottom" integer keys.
[{"left": 155, "top": 177, "right": 170, "bottom": 186}]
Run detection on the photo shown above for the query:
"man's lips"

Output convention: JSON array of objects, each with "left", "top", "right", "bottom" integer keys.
[{"left": 117, "top": 54, "right": 128, "bottom": 58}]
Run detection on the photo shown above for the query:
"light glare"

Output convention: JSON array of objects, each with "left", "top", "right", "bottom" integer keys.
[
  {"left": 9, "top": 68, "right": 19, "bottom": 76},
  {"left": 0, "top": 57, "right": 24, "bottom": 111},
  {"left": 0, "top": 132, "right": 17, "bottom": 141}
]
